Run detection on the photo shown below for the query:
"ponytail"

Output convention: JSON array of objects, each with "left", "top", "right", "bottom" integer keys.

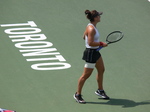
[{"left": 84, "top": 10, "right": 101, "bottom": 22}]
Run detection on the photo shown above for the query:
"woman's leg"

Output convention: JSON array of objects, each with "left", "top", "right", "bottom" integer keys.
[
  {"left": 74, "top": 67, "right": 94, "bottom": 104},
  {"left": 77, "top": 67, "right": 94, "bottom": 94},
  {"left": 95, "top": 56, "right": 105, "bottom": 90},
  {"left": 95, "top": 56, "right": 110, "bottom": 99}
]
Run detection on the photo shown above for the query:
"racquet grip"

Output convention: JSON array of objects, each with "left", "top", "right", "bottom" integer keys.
[{"left": 96, "top": 46, "right": 103, "bottom": 51}]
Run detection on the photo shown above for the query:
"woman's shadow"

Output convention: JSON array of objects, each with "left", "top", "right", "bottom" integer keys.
[{"left": 86, "top": 98, "right": 150, "bottom": 108}]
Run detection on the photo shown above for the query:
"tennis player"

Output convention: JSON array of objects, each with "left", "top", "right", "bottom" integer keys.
[{"left": 73, "top": 10, "right": 110, "bottom": 104}]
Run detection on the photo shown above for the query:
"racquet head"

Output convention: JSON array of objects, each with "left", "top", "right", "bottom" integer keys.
[{"left": 106, "top": 31, "right": 124, "bottom": 44}]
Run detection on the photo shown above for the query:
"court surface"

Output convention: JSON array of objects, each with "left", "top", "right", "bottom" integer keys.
[{"left": 0, "top": 0, "right": 150, "bottom": 112}]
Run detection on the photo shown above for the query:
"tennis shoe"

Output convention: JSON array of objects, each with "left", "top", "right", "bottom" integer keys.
[
  {"left": 95, "top": 89, "right": 110, "bottom": 100},
  {"left": 73, "top": 93, "right": 86, "bottom": 104}
]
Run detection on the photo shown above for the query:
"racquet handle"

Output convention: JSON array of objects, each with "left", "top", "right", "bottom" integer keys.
[{"left": 96, "top": 46, "right": 103, "bottom": 51}]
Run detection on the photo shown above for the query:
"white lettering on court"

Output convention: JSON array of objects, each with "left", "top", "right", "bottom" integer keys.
[{"left": 0, "top": 21, "right": 71, "bottom": 70}]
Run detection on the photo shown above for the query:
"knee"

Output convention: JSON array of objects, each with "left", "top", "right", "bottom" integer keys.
[
  {"left": 102, "top": 67, "right": 105, "bottom": 73},
  {"left": 98, "top": 67, "right": 105, "bottom": 74},
  {"left": 80, "top": 74, "right": 90, "bottom": 81}
]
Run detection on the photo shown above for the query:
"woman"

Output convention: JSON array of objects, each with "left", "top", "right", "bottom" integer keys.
[{"left": 73, "top": 10, "right": 110, "bottom": 104}]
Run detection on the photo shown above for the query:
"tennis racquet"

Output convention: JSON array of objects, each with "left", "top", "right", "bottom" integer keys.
[{"left": 97, "top": 31, "right": 124, "bottom": 51}]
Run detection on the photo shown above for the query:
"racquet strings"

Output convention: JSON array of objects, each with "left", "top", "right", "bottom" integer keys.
[{"left": 107, "top": 32, "right": 122, "bottom": 43}]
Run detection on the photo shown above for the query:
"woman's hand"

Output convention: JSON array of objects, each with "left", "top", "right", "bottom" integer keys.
[
  {"left": 99, "top": 42, "right": 108, "bottom": 47},
  {"left": 102, "top": 42, "right": 108, "bottom": 47}
]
